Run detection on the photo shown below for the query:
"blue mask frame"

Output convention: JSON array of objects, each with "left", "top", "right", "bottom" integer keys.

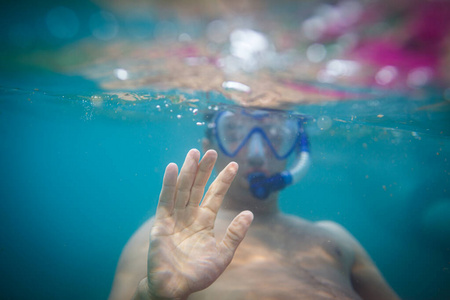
[{"left": 213, "top": 110, "right": 305, "bottom": 160}]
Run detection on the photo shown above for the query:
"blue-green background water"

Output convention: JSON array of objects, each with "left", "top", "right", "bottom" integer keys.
[
  {"left": 1, "top": 1, "right": 450, "bottom": 299},
  {"left": 1, "top": 67, "right": 449, "bottom": 300}
]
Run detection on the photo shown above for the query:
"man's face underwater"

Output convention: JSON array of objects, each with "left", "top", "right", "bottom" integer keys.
[
  {"left": 214, "top": 134, "right": 288, "bottom": 192},
  {"left": 204, "top": 109, "right": 294, "bottom": 197}
]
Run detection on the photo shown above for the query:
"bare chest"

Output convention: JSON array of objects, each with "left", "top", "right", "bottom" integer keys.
[{"left": 190, "top": 222, "right": 360, "bottom": 300}]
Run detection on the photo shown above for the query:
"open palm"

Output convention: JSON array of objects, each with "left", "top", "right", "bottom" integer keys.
[{"left": 145, "top": 149, "right": 253, "bottom": 299}]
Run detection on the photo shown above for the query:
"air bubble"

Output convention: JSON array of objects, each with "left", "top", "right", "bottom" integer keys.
[{"left": 317, "top": 116, "right": 332, "bottom": 131}]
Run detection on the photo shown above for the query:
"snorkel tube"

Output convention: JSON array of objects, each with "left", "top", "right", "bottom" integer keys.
[{"left": 248, "top": 126, "right": 311, "bottom": 200}]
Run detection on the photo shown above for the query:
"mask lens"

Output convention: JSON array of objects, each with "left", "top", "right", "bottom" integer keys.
[
  {"left": 215, "top": 109, "right": 300, "bottom": 158},
  {"left": 216, "top": 111, "right": 251, "bottom": 155},
  {"left": 261, "top": 117, "right": 298, "bottom": 158}
]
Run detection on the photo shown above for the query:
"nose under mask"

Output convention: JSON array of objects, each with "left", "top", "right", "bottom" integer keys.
[{"left": 247, "top": 133, "right": 265, "bottom": 162}]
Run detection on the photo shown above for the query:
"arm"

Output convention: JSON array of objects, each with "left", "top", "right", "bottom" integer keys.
[
  {"left": 350, "top": 240, "right": 400, "bottom": 300},
  {"left": 317, "top": 221, "right": 400, "bottom": 300},
  {"left": 112, "top": 149, "right": 253, "bottom": 300}
]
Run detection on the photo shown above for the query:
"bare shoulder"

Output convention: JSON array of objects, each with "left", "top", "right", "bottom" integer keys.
[
  {"left": 125, "top": 217, "right": 154, "bottom": 251},
  {"left": 314, "top": 220, "right": 367, "bottom": 257},
  {"left": 276, "top": 215, "right": 356, "bottom": 250},
  {"left": 119, "top": 217, "right": 154, "bottom": 268},
  {"left": 315, "top": 220, "right": 375, "bottom": 259},
  {"left": 109, "top": 217, "right": 154, "bottom": 300},
  {"left": 315, "top": 221, "right": 358, "bottom": 243},
  {"left": 280, "top": 215, "right": 355, "bottom": 241}
]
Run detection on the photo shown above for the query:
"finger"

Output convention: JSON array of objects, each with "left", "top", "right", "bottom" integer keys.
[
  {"left": 155, "top": 163, "right": 178, "bottom": 220},
  {"left": 187, "top": 150, "right": 217, "bottom": 208},
  {"left": 174, "top": 149, "right": 200, "bottom": 210},
  {"left": 219, "top": 211, "right": 254, "bottom": 260},
  {"left": 201, "top": 162, "right": 238, "bottom": 215}
]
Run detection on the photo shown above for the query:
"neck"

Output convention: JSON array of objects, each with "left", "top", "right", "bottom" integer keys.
[{"left": 221, "top": 188, "right": 281, "bottom": 217}]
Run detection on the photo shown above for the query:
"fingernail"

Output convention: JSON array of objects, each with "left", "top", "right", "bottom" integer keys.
[
  {"left": 205, "top": 149, "right": 218, "bottom": 160},
  {"left": 187, "top": 149, "right": 200, "bottom": 166},
  {"left": 229, "top": 162, "right": 238, "bottom": 174},
  {"left": 189, "top": 148, "right": 200, "bottom": 157},
  {"left": 243, "top": 210, "right": 254, "bottom": 223},
  {"left": 166, "top": 162, "right": 177, "bottom": 170}
]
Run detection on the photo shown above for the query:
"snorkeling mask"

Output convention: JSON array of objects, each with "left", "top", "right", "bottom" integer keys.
[{"left": 212, "top": 107, "right": 311, "bottom": 199}]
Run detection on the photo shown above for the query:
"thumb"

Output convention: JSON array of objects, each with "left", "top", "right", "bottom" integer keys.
[{"left": 219, "top": 210, "right": 254, "bottom": 261}]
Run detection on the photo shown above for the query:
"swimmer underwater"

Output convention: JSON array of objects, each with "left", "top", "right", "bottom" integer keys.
[{"left": 109, "top": 106, "right": 400, "bottom": 300}]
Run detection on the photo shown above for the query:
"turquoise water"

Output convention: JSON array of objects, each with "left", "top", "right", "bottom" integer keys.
[
  {"left": 1, "top": 1, "right": 450, "bottom": 299},
  {"left": 1, "top": 67, "right": 449, "bottom": 300}
]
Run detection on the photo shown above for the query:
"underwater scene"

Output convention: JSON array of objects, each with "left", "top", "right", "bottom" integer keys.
[{"left": 1, "top": 0, "right": 449, "bottom": 299}]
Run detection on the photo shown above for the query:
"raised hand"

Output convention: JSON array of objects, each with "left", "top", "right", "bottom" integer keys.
[{"left": 142, "top": 149, "right": 254, "bottom": 299}]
